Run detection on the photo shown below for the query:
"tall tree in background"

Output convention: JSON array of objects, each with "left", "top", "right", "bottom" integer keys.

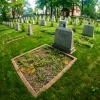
[
  {"left": 83, "top": 0, "right": 98, "bottom": 18},
  {"left": 23, "top": 0, "right": 33, "bottom": 15},
  {"left": 0, "top": 0, "right": 9, "bottom": 21},
  {"left": 10, "top": 0, "right": 24, "bottom": 19}
]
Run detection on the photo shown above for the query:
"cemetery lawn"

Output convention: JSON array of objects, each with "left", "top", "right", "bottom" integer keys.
[{"left": 0, "top": 21, "right": 100, "bottom": 100}]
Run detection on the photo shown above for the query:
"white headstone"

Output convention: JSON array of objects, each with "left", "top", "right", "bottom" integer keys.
[
  {"left": 21, "top": 18, "right": 23, "bottom": 23},
  {"left": 26, "top": 20, "right": 28, "bottom": 24},
  {"left": 68, "top": 16, "right": 71, "bottom": 21},
  {"left": 10, "top": 22, "right": 13, "bottom": 28},
  {"left": 32, "top": 19, "right": 34, "bottom": 24},
  {"left": 28, "top": 24, "right": 33, "bottom": 35},
  {"left": 16, "top": 22, "right": 20, "bottom": 31},
  {"left": 52, "top": 16, "right": 55, "bottom": 22}
]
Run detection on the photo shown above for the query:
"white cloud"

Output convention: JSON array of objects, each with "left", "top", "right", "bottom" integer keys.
[{"left": 28, "top": 0, "right": 36, "bottom": 9}]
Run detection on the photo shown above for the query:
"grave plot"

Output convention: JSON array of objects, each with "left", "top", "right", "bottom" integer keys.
[
  {"left": 11, "top": 44, "right": 77, "bottom": 97},
  {"left": 3, "top": 34, "right": 27, "bottom": 44},
  {"left": 74, "top": 34, "right": 94, "bottom": 48}
]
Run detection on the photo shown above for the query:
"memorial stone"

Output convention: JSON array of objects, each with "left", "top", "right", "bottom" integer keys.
[
  {"left": 82, "top": 24, "right": 94, "bottom": 37},
  {"left": 53, "top": 27, "right": 75, "bottom": 53}
]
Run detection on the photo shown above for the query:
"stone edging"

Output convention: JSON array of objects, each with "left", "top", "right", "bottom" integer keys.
[
  {"left": 3, "top": 35, "right": 27, "bottom": 44},
  {"left": 11, "top": 44, "right": 77, "bottom": 97}
]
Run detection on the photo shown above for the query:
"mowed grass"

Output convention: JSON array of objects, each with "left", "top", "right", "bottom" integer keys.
[{"left": 0, "top": 19, "right": 100, "bottom": 100}]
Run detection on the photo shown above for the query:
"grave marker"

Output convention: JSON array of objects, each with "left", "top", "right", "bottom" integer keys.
[
  {"left": 28, "top": 24, "right": 33, "bottom": 35},
  {"left": 53, "top": 27, "right": 75, "bottom": 53},
  {"left": 59, "top": 20, "right": 67, "bottom": 28},
  {"left": 40, "top": 19, "right": 46, "bottom": 26},
  {"left": 82, "top": 24, "right": 94, "bottom": 37},
  {"left": 16, "top": 22, "right": 20, "bottom": 31}
]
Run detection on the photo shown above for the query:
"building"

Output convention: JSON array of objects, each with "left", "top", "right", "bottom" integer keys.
[{"left": 62, "top": 4, "right": 81, "bottom": 16}]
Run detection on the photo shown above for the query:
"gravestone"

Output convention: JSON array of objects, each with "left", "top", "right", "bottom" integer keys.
[
  {"left": 74, "top": 19, "right": 78, "bottom": 25},
  {"left": 26, "top": 20, "right": 28, "bottom": 24},
  {"left": 32, "top": 19, "right": 34, "bottom": 24},
  {"left": 85, "top": 20, "right": 88, "bottom": 24},
  {"left": 40, "top": 19, "right": 46, "bottom": 26},
  {"left": 16, "top": 22, "right": 20, "bottom": 31},
  {"left": 47, "top": 17, "right": 50, "bottom": 21},
  {"left": 76, "top": 18, "right": 79, "bottom": 23},
  {"left": 59, "top": 20, "right": 67, "bottom": 28},
  {"left": 28, "top": 24, "right": 33, "bottom": 35},
  {"left": 43, "top": 16, "right": 45, "bottom": 20},
  {"left": 39, "top": 16, "right": 41, "bottom": 20},
  {"left": 65, "top": 18, "right": 68, "bottom": 24},
  {"left": 92, "top": 21, "right": 94, "bottom": 26},
  {"left": 52, "top": 16, "right": 55, "bottom": 22},
  {"left": 82, "top": 24, "right": 94, "bottom": 37},
  {"left": 21, "top": 18, "right": 23, "bottom": 23},
  {"left": 53, "top": 27, "right": 75, "bottom": 54},
  {"left": 59, "top": 16, "right": 62, "bottom": 21},
  {"left": 10, "top": 22, "right": 13, "bottom": 28},
  {"left": 68, "top": 16, "right": 71, "bottom": 21}
]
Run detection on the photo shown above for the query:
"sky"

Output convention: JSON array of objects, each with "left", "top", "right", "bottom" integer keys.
[{"left": 28, "top": 0, "right": 36, "bottom": 9}]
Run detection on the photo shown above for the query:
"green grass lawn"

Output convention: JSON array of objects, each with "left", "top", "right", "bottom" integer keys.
[{"left": 0, "top": 20, "right": 100, "bottom": 100}]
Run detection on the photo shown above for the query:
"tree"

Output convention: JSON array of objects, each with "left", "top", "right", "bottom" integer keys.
[{"left": 83, "top": 0, "right": 98, "bottom": 18}]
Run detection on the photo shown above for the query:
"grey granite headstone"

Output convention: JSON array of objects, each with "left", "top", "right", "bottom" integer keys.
[
  {"left": 28, "top": 24, "right": 33, "bottom": 35},
  {"left": 16, "top": 22, "right": 20, "bottom": 31},
  {"left": 82, "top": 24, "right": 94, "bottom": 37},
  {"left": 40, "top": 19, "right": 46, "bottom": 26},
  {"left": 59, "top": 20, "right": 67, "bottom": 28},
  {"left": 53, "top": 27, "right": 75, "bottom": 54}
]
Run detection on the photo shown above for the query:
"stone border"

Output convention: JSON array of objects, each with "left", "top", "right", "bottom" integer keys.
[
  {"left": 3, "top": 35, "right": 27, "bottom": 44},
  {"left": 11, "top": 44, "right": 77, "bottom": 97}
]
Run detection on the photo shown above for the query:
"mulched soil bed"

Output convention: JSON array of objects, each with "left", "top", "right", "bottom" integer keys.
[{"left": 12, "top": 44, "right": 77, "bottom": 97}]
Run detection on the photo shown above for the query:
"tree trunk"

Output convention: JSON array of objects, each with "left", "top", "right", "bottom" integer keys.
[
  {"left": 12, "top": 7, "right": 15, "bottom": 19},
  {"left": 57, "top": 8, "right": 58, "bottom": 17},
  {"left": 50, "top": 0, "right": 53, "bottom": 18},
  {"left": 72, "top": 3, "right": 74, "bottom": 16},
  {"left": 81, "top": 0, "right": 84, "bottom": 15},
  {"left": 62, "top": 3, "right": 64, "bottom": 16}
]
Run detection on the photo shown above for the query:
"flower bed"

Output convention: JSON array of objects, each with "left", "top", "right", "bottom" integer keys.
[{"left": 12, "top": 44, "right": 77, "bottom": 97}]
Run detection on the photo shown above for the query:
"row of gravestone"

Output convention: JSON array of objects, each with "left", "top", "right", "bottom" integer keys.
[
  {"left": 53, "top": 20, "right": 94, "bottom": 54},
  {"left": 2, "top": 22, "right": 33, "bottom": 36},
  {"left": 6, "top": 16, "right": 95, "bottom": 27},
  {"left": 3, "top": 17, "right": 94, "bottom": 28},
  {"left": 2, "top": 20, "right": 94, "bottom": 54}
]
